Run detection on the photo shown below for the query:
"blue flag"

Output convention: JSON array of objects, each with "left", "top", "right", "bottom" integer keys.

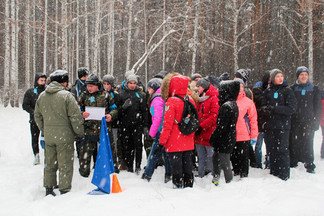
[{"left": 90, "top": 117, "right": 115, "bottom": 194}]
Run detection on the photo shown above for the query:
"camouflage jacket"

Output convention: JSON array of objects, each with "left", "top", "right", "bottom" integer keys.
[{"left": 78, "top": 89, "right": 117, "bottom": 136}]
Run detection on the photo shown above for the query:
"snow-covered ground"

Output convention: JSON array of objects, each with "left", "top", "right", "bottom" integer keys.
[{"left": 0, "top": 106, "right": 323, "bottom": 216}]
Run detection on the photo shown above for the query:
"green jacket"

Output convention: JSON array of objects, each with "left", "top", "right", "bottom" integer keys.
[
  {"left": 34, "top": 81, "right": 84, "bottom": 144},
  {"left": 78, "top": 88, "right": 117, "bottom": 136}
]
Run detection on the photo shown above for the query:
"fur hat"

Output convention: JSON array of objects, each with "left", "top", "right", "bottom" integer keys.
[
  {"left": 196, "top": 77, "right": 210, "bottom": 90},
  {"left": 270, "top": 69, "right": 283, "bottom": 82},
  {"left": 147, "top": 78, "right": 162, "bottom": 92},
  {"left": 50, "top": 70, "right": 69, "bottom": 83},
  {"left": 296, "top": 66, "right": 309, "bottom": 78},
  {"left": 85, "top": 74, "right": 100, "bottom": 85}
]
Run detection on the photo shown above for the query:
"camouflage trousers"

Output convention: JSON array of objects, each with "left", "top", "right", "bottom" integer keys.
[
  {"left": 79, "top": 141, "right": 97, "bottom": 177},
  {"left": 44, "top": 142, "right": 74, "bottom": 192}
]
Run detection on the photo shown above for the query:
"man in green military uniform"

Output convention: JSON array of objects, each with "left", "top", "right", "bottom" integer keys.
[
  {"left": 34, "top": 70, "right": 84, "bottom": 196},
  {"left": 77, "top": 74, "right": 118, "bottom": 177}
]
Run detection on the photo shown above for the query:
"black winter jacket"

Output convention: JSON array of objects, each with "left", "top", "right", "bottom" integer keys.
[
  {"left": 261, "top": 80, "right": 297, "bottom": 130},
  {"left": 22, "top": 73, "right": 46, "bottom": 123},
  {"left": 290, "top": 80, "right": 322, "bottom": 130},
  {"left": 210, "top": 80, "right": 240, "bottom": 153},
  {"left": 118, "top": 85, "right": 148, "bottom": 128}
]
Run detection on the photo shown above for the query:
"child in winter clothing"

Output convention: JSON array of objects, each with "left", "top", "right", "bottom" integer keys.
[
  {"left": 210, "top": 80, "right": 240, "bottom": 185},
  {"left": 289, "top": 66, "right": 322, "bottom": 173},
  {"left": 142, "top": 78, "right": 171, "bottom": 183},
  {"left": 195, "top": 78, "right": 219, "bottom": 177},
  {"left": 159, "top": 74, "right": 196, "bottom": 188},
  {"left": 261, "top": 69, "right": 297, "bottom": 180},
  {"left": 231, "top": 78, "right": 258, "bottom": 178},
  {"left": 77, "top": 74, "right": 117, "bottom": 177}
]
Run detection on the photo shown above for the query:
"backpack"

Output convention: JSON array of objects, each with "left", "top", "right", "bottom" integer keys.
[{"left": 173, "top": 95, "right": 200, "bottom": 135}]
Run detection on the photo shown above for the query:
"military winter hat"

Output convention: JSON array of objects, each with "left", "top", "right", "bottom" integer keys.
[
  {"left": 235, "top": 69, "right": 250, "bottom": 83},
  {"left": 127, "top": 74, "right": 138, "bottom": 83},
  {"left": 50, "top": 70, "right": 69, "bottom": 83},
  {"left": 102, "top": 74, "right": 115, "bottom": 86},
  {"left": 196, "top": 77, "right": 210, "bottom": 90},
  {"left": 270, "top": 69, "right": 283, "bottom": 82},
  {"left": 154, "top": 70, "right": 168, "bottom": 79},
  {"left": 219, "top": 72, "right": 230, "bottom": 82},
  {"left": 85, "top": 74, "right": 100, "bottom": 85},
  {"left": 147, "top": 78, "right": 162, "bottom": 92},
  {"left": 191, "top": 73, "right": 202, "bottom": 81},
  {"left": 77, "top": 67, "right": 89, "bottom": 79},
  {"left": 296, "top": 66, "right": 309, "bottom": 78}
]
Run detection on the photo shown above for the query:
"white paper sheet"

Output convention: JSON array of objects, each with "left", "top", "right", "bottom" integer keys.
[{"left": 85, "top": 106, "right": 105, "bottom": 121}]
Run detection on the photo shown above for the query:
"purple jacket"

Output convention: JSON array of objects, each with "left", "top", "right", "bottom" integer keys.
[{"left": 149, "top": 88, "right": 164, "bottom": 137}]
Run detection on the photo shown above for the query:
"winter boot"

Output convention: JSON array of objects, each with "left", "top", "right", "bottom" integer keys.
[
  {"left": 141, "top": 173, "right": 151, "bottom": 182},
  {"left": 183, "top": 173, "right": 194, "bottom": 188},
  {"left": 305, "top": 163, "right": 316, "bottom": 174},
  {"left": 164, "top": 173, "right": 172, "bottom": 183},
  {"left": 135, "top": 167, "right": 141, "bottom": 175},
  {"left": 45, "top": 188, "right": 56, "bottom": 196},
  {"left": 34, "top": 153, "right": 40, "bottom": 165},
  {"left": 212, "top": 176, "right": 220, "bottom": 186},
  {"left": 60, "top": 190, "right": 70, "bottom": 195},
  {"left": 172, "top": 174, "right": 183, "bottom": 189}
]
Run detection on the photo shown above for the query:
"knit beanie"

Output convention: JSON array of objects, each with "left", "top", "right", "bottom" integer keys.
[
  {"left": 235, "top": 69, "right": 250, "bottom": 83},
  {"left": 127, "top": 74, "right": 138, "bottom": 83},
  {"left": 154, "top": 70, "right": 168, "bottom": 79},
  {"left": 147, "top": 78, "right": 162, "bottom": 92},
  {"left": 296, "top": 66, "right": 309, "bottom": 78},
  {"left": 102, "top": 74, "right": 115, "bottom": 86},
  {"left": 196, "top": 77, "right": 210, "bottom": 90},
  {"left": 219, "top": 72, "right": 230, "bottom": 82},
  {"left": 125, "top": 70, "right": 135, "bottom": 79},
  {"left": 270, "top": 69, "right": 283, "bottom": 82},
  {"left": 85, "top": 74, "right": 100, "bottom": 85}
]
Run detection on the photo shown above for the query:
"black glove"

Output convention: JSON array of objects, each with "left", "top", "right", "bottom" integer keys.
[
  {"left": 195, "top": 126, "right": 203, "bottom": 136},
  {"left": 122, "top": 98, "right": 132, "bottom": 110},
  {"left": 261, "top": 105, "right": 274, "bottom": 115},
  {"left": 153, "top": 145, "right": 163, "bottom": 154}
]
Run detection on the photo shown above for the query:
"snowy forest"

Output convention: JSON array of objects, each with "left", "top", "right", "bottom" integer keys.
[{"left": 0, "top": 0, "right": 323, "bottom": 107}]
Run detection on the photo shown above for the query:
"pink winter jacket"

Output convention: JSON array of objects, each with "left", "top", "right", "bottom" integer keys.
[
  {"left": 149, "top": 88, "right": 165, "bottom": 137},
  {"left": 236, "top": 90, "right": 258, "bottom": 142}
]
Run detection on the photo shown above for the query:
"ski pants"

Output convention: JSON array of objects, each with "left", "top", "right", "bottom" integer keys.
[
  {"left": 231, "top": 141, "right": 250, "bottom": 177},
  {"left": 213, "top": 153, "right": 233, "bottom": 183},
  {"left": 195, "top": 144, "right": 214, "bottom": 177},
  {"left": 30, "top": 121, "right": 40, "bottom": 156}
]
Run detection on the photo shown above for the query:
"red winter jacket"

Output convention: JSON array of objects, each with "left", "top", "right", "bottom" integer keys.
[
  {"left": 236, "top": 90, "right": 258, "bottom": 142},
  {"left": 159, "top": 75, "right": 195, "bottom": 152},
  {"left": 195, "top": 84, "right": 219, "bottom": 146}
]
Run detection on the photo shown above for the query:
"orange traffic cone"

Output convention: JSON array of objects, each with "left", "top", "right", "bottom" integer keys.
[{"left": 111, "top": 173, "right": 122, "bottom": 193}]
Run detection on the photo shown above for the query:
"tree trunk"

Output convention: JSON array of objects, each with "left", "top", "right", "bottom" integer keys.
[
  {"left": 126, "top": 0, "right": 133, "bottom": 72},
  {"left": 76, "top": 0, "right": 79, "bottom": 72},
  {"left": 54, "top": 0, "right": 58, "bottom": 69},
  {"left": 10, "top": 0, "right": 19, "bottom": 107},
  {"left": 191, "top": 0, "right": 200, "bottom": 75},
  {"left": 25, "top": 0, "right": 31, "bottom": 88},
  {"left": 43, "top": 0, "right": 48, "bottom": 74},
  {"left": 84, "top": 0, "right": 90, "bottom": 69},
  {"left": 92, "top": 0, "right": 101, "bottom": 76},
  {"left": 3, "top": 0, "right": 11, "bottom": 107},
  {"left": 232, "top": 0, "right": 239, "bottom": 72},
  {"left": 107, "top": 0, "right": 115, "bottom": 75},
  {"left": 307, "top": 0, "right": 313, "bottom": 82},
  {"left": 62, "top": 0, "right": 68, "bottom": 70}
]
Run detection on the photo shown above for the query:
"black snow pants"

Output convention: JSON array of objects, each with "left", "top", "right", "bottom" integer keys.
[{"left": 30, "top": 121, "right": 40, "bottom": 156}]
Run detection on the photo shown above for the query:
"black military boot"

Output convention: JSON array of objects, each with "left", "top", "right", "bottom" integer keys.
[
  {"left": 45, "top": 188, "right": 56, "bottom": 196},
  {"left": 183, "top": 173, "right": 194, "bottom": 188},
  {"left": 172, "top": 174, "right": 183, "bottom": 189}
]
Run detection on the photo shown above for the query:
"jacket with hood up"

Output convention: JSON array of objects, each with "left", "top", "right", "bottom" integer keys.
[
  {"left": 210, "top": 80, "right": 240, "bottom": 153},
  {"left": 159, "top": 75, "right": 195, "bottom": 152},
  {"left": 195, "top": 84, "right": 219, "bottom": 146}
]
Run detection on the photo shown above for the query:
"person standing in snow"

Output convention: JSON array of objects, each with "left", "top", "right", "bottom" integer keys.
[
  {"left": 34, "top": 70, "right": 84, "bottom": 196},
  {"left": 261, "top": 69, "right": 297, "bottom": 180},
  {"left": 194, "top": 78, "right": 219, "bottom": 178},
  {"left": 102, "top": 74, "right": 120, "bottom": 173},
  {"left": 23, "top": 73, "right": 47, "bottom": 165},
  {"left": 141, "top": 78, "right": 172, "bottom": 183},
  {"left": 289, "top": 66, "right": 322, "bottom": 173},
  {"left": 252, "top": 71, "right": 271, "bottom": 169},
  {"left": 210, "top": 80, "right": 240, "bottom": 186},
  {"left": 117, "top": 74, "right": 148, "bottom": 174},
  {"left": 77, "top": 74, "right": 117, "bottom": 177},
  {"left": 159, "top": 73, "right": 196, "bottom": 188},
  {"left": 231, "top": 78, "right": 258, "bottom": 178}
]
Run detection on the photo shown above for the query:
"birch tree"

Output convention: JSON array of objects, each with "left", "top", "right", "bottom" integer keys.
[
  {"left": 25, "top": 0, "right": 31, "bottom": 88},
  {"left": 43, "top": 0, "right": 48, "bottom": 74},
  {"left": 191, "top": 0, "right": 200, "bottom": 75},
  {"left": 10, "top": 0, "right": 19, "bottom": 107},
  {"left": 3, "top": 0, "right": 11, "bottom": 107},
  {"left": 125, "top": 0, "right": 134, "bottom": 72},
  {"left": 92, "top": 0, "right": 102, "bottom": 76}
]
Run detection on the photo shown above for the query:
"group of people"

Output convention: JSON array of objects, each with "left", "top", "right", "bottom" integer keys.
[{"left": 22, "top": 65, "right": 323, "bottom": 196}]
